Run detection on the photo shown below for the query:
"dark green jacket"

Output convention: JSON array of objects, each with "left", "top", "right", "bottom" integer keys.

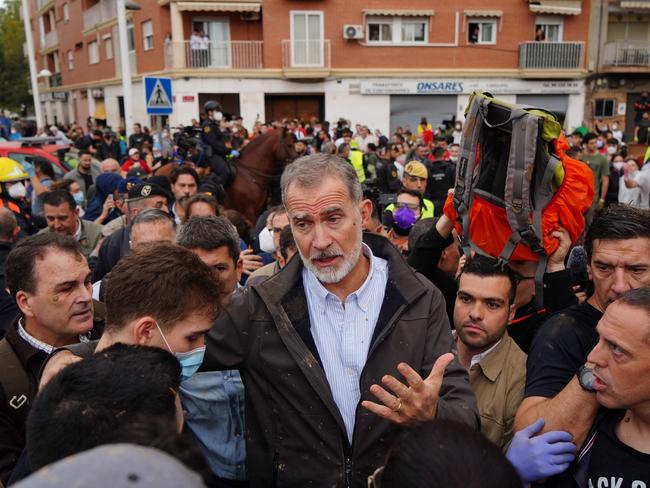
[{"left": 204, "top": 233, "right": 478, "bottom": 487}]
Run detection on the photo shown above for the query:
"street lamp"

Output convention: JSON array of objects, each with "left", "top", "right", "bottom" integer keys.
[
  {"left": 22, "top": 0, "right": 45, "bottom": 128},
  {"left": 117, "top": 0, "right": 140, "bottom": 137}
]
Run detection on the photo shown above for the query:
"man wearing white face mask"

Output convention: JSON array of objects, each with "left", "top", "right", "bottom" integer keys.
[
  {"left": 202, "top": 100, "right": 236, "bottom": 186},
  {"left": 249, "top": 207, "right": 290, "bottom": 281},
  {"left": 0, "top": 157, "right": 38, "bottom": 236}
]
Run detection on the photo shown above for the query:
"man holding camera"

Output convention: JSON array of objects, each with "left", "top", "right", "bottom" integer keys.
[{"left": 201, "top": 101, "right": 238, "bottom": 185}]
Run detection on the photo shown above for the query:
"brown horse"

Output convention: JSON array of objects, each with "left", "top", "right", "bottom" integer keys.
[
  {"left": 224, "top": 127, "right": 297, "bottom": 224},
  {"left": 154, "top": 128, "right": 297, "bottom": 224}
]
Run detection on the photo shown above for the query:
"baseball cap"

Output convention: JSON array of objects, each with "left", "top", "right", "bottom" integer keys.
[
  {"left": 129, "top": 148, "right": 140, "bottom": 157},
  {"left": 404, "top": 161, "right": 428, "bottom": 179},
  {"left": 13, "top": 444, "right": 206, "bottom": 488},
  {"left": 146, "top": 175, "right": 173, "bottom": 195},
  {"left": 127, "top": 183, "right": 171, "bottom": 202}
]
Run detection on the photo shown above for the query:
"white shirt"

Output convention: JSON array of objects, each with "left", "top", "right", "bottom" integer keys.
[
  {"left": 189, "top": 34, "right": 202, "bottom": 50},
  {"left": 620, "top": 164, "right": 650, "bottom": 209},
  {"left": 74, "top": 218, "right": 82, "bottom": 241},
  {"left": 452, "top": 331, "right": 502, "bottom": 369},
  {"left": 355, "top": 134, "right": 376, "bottom": 152},
  {"left": 303, "top": 244, "right": 388, "bottom": 442}
]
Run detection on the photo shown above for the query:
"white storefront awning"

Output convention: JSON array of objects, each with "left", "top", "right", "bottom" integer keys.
[
  {"left": 176, "top": 1, "right": 260, "bottom": 12},
  {"left": 464, "top": 10, "right": 503, "bottom": 17},
  {"left": 529, "top": 0, "right": 582, "bottom": 15},
  {"left": 362, "top": 9, "right": 434, "bottom": 17}
]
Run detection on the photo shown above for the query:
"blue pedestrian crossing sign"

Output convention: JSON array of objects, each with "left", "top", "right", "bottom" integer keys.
[{"left": 144, "top": 77, "right": 173, "bottom": 115}]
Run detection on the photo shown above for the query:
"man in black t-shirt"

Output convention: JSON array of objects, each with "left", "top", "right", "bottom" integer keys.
[
  {"left": 545, "top": 288, "right": 650, "bottom": 487},
  {"left": 515, "top": 205, "right": 650, "bottom": 450},
  {"left": 634, "top": 111, "right": 650, "bottom": 145}
]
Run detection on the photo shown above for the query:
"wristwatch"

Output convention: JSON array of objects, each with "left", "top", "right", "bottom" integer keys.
[{"left": 577, "top": 365, "right": 596, "bottom": 392}]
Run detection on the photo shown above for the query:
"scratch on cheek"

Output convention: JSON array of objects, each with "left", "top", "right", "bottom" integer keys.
[{"left": 51, "top": 294, "right": 60, "bottom": 303}]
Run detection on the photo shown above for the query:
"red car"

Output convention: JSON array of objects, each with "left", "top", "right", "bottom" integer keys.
[{"left": 0, "top": 138, "right": 73, "bottom": 179}]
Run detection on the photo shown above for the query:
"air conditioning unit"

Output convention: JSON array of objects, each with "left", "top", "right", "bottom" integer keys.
[
  {"left": 240, "top": 11, "right": 260, "bottom": 21},
  {"left": 343, "top": 25, "right": 363, "bottom": 40}
]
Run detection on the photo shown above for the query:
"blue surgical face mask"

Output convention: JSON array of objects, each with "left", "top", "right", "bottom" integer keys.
[
  {"left": 174, "top": 347, "right": 206, "bottom": 382},
  {"left": 73, "top": 191, "right": 85, "bottom": 206},
  {"left": 156, "top": 321, "right": 206, "bottom": 382}
]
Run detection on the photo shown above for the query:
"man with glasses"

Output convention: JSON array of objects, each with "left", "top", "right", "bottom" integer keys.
[
  {"left": 384, "top": 162, "right": 435, "bottom": 220},
  {"left": 384, "top": 188, "right": 427, "bottom": 255}
]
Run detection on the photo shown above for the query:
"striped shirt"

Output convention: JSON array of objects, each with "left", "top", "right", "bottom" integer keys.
[{"left": 303, "top": 243, "right": 388, "bottom": 442}]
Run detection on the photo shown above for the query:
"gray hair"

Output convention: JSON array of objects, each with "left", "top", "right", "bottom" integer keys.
[
  {"left": 280, "top": 154, "right": 362, "bottom": 209},
  {"left": 131, "top": 209, "right": 176, "bottom": 234},
  {"left": 177, "top": 215, "right": 240, "bottom": 265}
]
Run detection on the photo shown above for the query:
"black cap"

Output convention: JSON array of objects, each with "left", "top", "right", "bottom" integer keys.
[
  {"left": 127, "top": 183, "right": 171, "bottom": 202},
  {"left": 146, "top": 175, "right": 173, "bottom": 195}
]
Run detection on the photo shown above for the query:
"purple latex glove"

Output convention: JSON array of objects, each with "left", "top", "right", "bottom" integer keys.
[{"left": 506, "top": 418, "right": 577, "bottom": 483}]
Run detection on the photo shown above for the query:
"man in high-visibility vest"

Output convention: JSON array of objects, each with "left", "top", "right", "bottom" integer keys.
[
  {"left": 385, "top": 161, "right": 435, "bottom": 219},
  {"left": 348, "top": 139, "right": 366, "bottom": 184}
]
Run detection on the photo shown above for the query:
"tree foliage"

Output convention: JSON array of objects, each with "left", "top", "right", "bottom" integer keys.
[{"left": 0, "top": 0, "right": 31, "bottom": 111}]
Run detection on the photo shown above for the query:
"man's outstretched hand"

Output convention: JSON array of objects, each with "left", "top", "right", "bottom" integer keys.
[{"left": 361, "top": 353, "right": 454, "bottom": 426}]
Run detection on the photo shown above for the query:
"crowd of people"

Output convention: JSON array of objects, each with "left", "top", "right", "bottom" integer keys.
[{"left": 0, "top": 101, "right": 648, "bottom": 488}]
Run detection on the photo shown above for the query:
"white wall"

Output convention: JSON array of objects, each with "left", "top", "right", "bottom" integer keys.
[
  {"left": 324, "top": 79, "right": 391, "bottom": 136},
  {"left": 104, "top": 85, "right": 122, "bottom": 129},
  {"left": 566, "top": 92, "right": 586, "bottom": 132}
]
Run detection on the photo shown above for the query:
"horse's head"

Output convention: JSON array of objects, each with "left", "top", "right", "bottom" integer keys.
[{"left": 273, "top": 127, "right": 299, "bottom": 168}]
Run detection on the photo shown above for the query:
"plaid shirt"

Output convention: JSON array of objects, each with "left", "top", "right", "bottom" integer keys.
[
  {"left": 17, "top": 319, "right": 54, "bottom": 354},
  {"left": 17, "top": 318, "right": 89, "bottom": 355}
]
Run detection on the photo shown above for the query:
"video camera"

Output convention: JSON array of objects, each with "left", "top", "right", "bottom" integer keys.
[{"left": 172, "top": 126, "right": 203, "bottom": 159}]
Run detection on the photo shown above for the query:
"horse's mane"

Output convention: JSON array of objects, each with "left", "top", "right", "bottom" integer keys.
[{"left": 239, "top": 128, "right": 282, "bottom": 156}]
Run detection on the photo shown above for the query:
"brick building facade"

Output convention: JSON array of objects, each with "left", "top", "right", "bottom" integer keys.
[
  {"left": 30, "top": 0, "right": 594, "bottom": 133},
  {"left": 584, "top": 0, "right": 650, "bottom": 140}
]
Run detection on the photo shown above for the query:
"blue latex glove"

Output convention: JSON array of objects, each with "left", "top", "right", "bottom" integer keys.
[
  {"left": 230, "top": 149, "right": 240, "bottom": 158},
  {"left": 506, "top": 418, "right": 576, "bottom": 483}
]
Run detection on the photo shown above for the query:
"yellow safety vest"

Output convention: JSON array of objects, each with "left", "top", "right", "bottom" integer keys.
[
  {"left": 349, "top": 150, "right": 366, "bottom": 183},
  {"left": 386, "top": 198, "right": 435, "bottom": 219}
]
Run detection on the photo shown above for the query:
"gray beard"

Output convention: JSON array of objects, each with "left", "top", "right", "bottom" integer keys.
[{"left": 299, "top": 222, "right": 363, "bottom": 284}]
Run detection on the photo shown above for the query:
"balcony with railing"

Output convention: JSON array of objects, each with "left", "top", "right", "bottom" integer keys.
[
  {"left": 83, "top": 0, "right": 116, "bottom": 31},
  {"left": 281, "top": 39, "right": 331, "bottom": 78},
  {"left": 519, "top": 41, "right": 584, "bottom": 70},
  {"left": 49, "top": 72, "right": 63, "bottom": 88},
  {"left": 603, "top": 41, "right": 650, "bottom": 70},
  {"left": 164, "top": 40, "right": 263, "bottom": 70},
  {"left": 42, "top": 30, "right": 58, "bottom": 51}
]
